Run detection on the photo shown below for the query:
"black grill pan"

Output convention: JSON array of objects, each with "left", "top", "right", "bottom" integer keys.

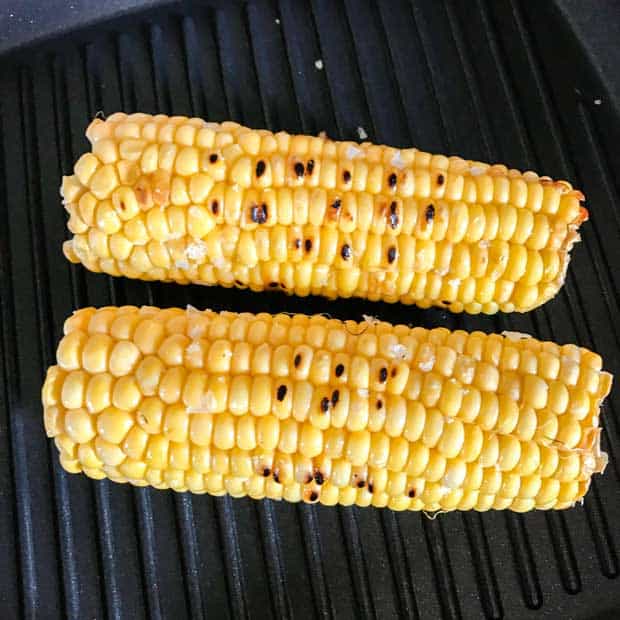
[{"left": 1, "top": 1, "right": 619, "bottom": 618}]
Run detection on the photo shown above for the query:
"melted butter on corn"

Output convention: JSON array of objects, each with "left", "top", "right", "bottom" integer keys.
[
  {"left": 43, "top": 306, "right": 611, "bottom": 511},
  {"left": 61, "top": 113, "right": 588, "bottom": 314}
]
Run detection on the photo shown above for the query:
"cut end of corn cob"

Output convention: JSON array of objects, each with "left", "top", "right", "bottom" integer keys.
[
  {"left": 43, "top": 305, "right": 612, "bottom": 512},
  {"left": 61, "top": 113, "right": 588, "bottom": 314}
]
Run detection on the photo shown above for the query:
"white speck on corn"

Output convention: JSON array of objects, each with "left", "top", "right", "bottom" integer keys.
[
  {"left": 391, "top": 150, "right": 407, "bottom": 169},
  {"left": 186, "top": 391, "right": 216, "bottom": 414},
  {"left": 470, "top": 166, "right": 485, "bottom": 176},
  {"left": 346, "top": 144, "right": 363, "bottom": 159},
  {"left": 389, "top": 343, "right": 410, "bottom": 361},
  {"left": 175, "top": 259, "right": 190, "bottom": 270},
  {"left": 502, "top": 330, "right": 532, "bottom": 341},
  {"left": 186, "top": 240, "right": 208, "bottom": 261}
]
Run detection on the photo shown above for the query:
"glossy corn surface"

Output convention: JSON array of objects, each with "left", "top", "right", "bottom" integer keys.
[
  {"left": 61, "top": 113, "right": 588, "bottom": 314},
  {"left": 43, "top": 306, "right": 611, "bottom": 512}
]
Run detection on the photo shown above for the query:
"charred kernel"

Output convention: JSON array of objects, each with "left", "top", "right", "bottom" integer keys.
[
  {"left": 331, "top": 199, "right": 341, "bottom": 210},
  {"left": 256, "top": 160, "right": 266, "bottom": 178},
  {"left": 309, "top": 491, "right": 319, "bottom": 502},
  {"left": 442, "top": 300, "right": 451, "bottom": 305},
  {"left": 356, "top": 479, "right": 365, "bottom": 488},
  {"left": 437, "top": 173, "right": 445, "bottom": 185},
  {"left": 388, "top": 173, "right": 397, "bottom": 188},
  {"left": 320, "top": 397, "right": 330, "bottom": 413},
  {"left": 294, "top": 162, "right": 305, "bottom": 177},
  {"left": 304, "top": 473, "right": 313, "bottom": 484},
  {"left": 408, "top": 488, "right": 416, "bottom": 498},
  {"left": 387, "top": 246, "right": 397, "bottom": 263},
  {"left": 335, "top": 363, "right": 345, "bottom": 377},
  {"left": 376, "top": 399, "right": 383, "bottom": 410},
  {"left": 425, "top": 204, "right": 435, "bottom": 222},
  {"left": 304, "top": 239, "right": 313, "bottom": 252},
  {"left": 341, "top": 244, "right": 352, "bottom": 260},
  {"left": 273, "top": 470, "right": 281, "bottom": 483},
  {"left": 389, "top": 201, "right": 399, "bottom": 229},
  {"left": 379, "top": 367, "right": 388, "bottom": 382},
  {"left": 314, "top": 471, "right": 325, "bottom": 485},
  {"left": 306, "top": 160, "right": 315, "bottom": 175},
  {"left": 294, "top": 238, "right": 302, "bottom": 250},
  {"left": 277, "top": 385, "right": 287, "bottom": 401},
  {"left": 390, "top": 367, "right": 397, "bottom": 377},
  {"left": 211, "top": 200, "right": 219, "bottom": 215},
  {"left": 389, "top": 201, "right": 398, "bottom": 214},
  {"left": 368, "top": 483, "right": 374, "bottom": 493},
  {"left": 209, "top": 153, "right": 218, "bottom": 163},
  {"left": 331, "top": 390, "right": 340, "bottom": 405},
  {"left": 262, "top": 467, "right": 271, "bottom": 477},
  {"left": 269, "top": 282, "right": 279, "bottom": 288},
  {"left": 294, "top": 354, "right": 302, "bottom": 367},
  {"left": 343, "top": 170, "right": 351, "bottom": 183},
  {"left": 235, "top": 279, "right": 243, "bottom": 286},
  {"left": 250, "top": 203, "right": 268, "bottom": 224}
]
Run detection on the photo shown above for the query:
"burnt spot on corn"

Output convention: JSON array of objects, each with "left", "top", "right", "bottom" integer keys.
[
  {"left": 368, "top": 483, "right": 374, "bottom": 493},
  {"left": 341, "top": 244, "right": 352, "bottom": 260},
  {"left": 376, "top": 399, "right": 383, "bottom": 410},
  {"left": 304, "top": 238, "right": 313, "bottom": 253},
  {"left": 294, "top": 162, "right": 305, "bottom": 178},
  {"left": 250, "top": 203, "right": 268, "bottom": 224},
  {"left": 273, "top": 470, "right": 281, "bottom": 483},
  {"left": 388, "top": 172, "right": 397, "bottom": 189},
  {"left": 256, "top": 160, "right": 266, "bottom": 178},
  {"left": 294, "top": 238, "right": 302, "bottom": 250},
  {"left": 356, "top": 479, "right": 366, "bottom": 489},
  {"left": 262, "top": 467, "right": 271, "bottom": 477},
  {"left": 391, "top": 367, "right": 397, "bottom": 377},
  {"left": 209, "top": 153, "right": 218, "bottom": 163},
  {"left": 389, "top": 201, "right": 399, "bottom": 229},
  {"left": 269, "top": 282, "right": 279, "bottom": 288},
  {"left": 306, "top": 159, "right": 315, "bottom": 175},
  {"left": 277, "top": 385, "right": 287, "bottom": 401},
  {"left": 442, "top": 300, "right": 451, "bottom": 306},
  {"left": 332, "top": 198, "right": 342, "bottom": 211},
  {"left": 309, "top": 491, "right": 319, "bottom": 502},
  {"left": 211, "top": 200, "right": 219, "bottom": 215},
  {"left": 425, "top": 204, "right": 435, "bottom": 222},
  {"left": 437, "top": 173, "right": 445, "bottom": 186},
  {"left": 379, "top": 367, "right": 388, "bottom": 383},
  {"left": 343, "top": 170, "right": 351, "bottom": 183},
  {"left": 331, "top": 390, "right": 340, "bottom": 406},
  {"left": 335, "top": 363, "right": 345, "bottom": 377},
  {"left": 235, "top": 279, "right": 243, "bottom": 286},
  {"left": 320, "top": 397, "right": 330, "bottom": 413},
  {"left": 314, "top": 471, "right": 325, "bottom": 485},
  {"left": 304, "top": 473, "right": 314, "bottom": 484},
  {"left": 294, "top": 353, "right": 302, "bottom": 367},
  {"left": 387, "top": 246, "right": 397, "bottom": 264},
  {"left": 408, "top": 488, "right": 416, "bottom": 498}
]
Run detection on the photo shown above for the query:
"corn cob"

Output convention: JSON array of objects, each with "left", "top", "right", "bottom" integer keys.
[
  {"left": 42, "top": 306, "right": 611, "bottom": 512},
  {"left": 61, "top": 113, "right": 588, "bottom": 315}
]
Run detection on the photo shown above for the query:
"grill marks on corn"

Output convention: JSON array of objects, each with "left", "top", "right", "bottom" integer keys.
[
  {"left": 44, "top": 306, "right": 611, "bottom": 511},
  {"left": 63, "top": 112, "right": 589, "bottom": 317}
]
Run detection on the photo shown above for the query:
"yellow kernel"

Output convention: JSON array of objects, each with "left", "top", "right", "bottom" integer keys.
[
  {"left": 64, "top": 408, "right": 96, "bottom": 443},
  {"left": 95, "top": 436, "right": 127, "bottom": 466},
  {"left": 299, "top": 424, "right": 323, "bottom": 458},
  {"left": 213, "top": 413, "right": 236, "bottom": 450}
]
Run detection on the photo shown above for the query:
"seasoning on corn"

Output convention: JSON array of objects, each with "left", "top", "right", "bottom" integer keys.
[
  {"left": 43, "top": 306, "right": 611, "bottom": 512},
  {"left": 61, "top": 113, "right": 588, "bottom": 315}
]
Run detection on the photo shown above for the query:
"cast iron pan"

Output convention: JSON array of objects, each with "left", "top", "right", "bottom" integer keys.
[{"left": 1, "top": 1, "right": 619, "bottom": 618}]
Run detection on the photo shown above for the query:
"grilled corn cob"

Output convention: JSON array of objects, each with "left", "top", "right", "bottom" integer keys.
[
  {"left": 61, "top": 113, "right": 588, "bottom": 315},
  {"left": 43, "top": 306, "right": 611, "bottom": 512}
]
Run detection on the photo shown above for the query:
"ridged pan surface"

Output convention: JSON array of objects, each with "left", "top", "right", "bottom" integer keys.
[{"left": 0, "top": 1, "right": 618, "bottom": 618}]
